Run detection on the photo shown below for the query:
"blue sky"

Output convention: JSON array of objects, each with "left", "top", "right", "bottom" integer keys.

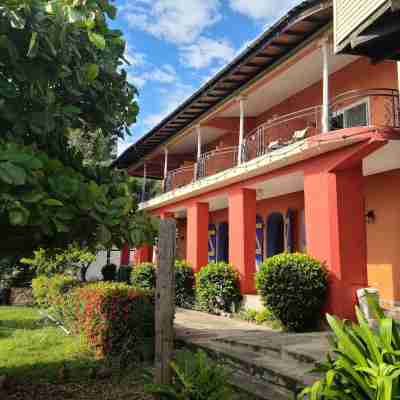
[{"left": 113, "top": 0, "right": 301, "bottom": 155}]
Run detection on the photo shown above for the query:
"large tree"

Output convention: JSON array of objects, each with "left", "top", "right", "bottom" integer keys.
[{"left": 0, "top": 0, "right": 156, "bottom": 257}]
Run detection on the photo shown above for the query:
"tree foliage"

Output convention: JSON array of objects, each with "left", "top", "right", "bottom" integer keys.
[{"left": 0, "top": 0, "right": 156, "bottom": 256}]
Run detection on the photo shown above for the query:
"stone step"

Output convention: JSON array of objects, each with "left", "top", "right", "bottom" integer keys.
[
  {"left": 231, "top": 371, "right": 295, "bottom": 400},
  {"left": 185, "top": 338, "right": 321, "bottom": 397}
]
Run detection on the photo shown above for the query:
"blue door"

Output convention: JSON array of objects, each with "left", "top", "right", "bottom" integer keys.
[
  {"left": 208, "top": 224, "right": 217, "bottom": 262},
  {"left": 256, "top": 215, "right": 264, "bottom": 269},
  {"left": 266, "top": 213, "right": 284, "bottom": 257},
  {"left": 217, "top": 222, "right": 229, "bottom": 263}
]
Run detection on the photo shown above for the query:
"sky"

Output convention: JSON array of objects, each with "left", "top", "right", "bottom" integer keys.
[{"left": 113, "top": 0, "right": 302, "bottom": 155}]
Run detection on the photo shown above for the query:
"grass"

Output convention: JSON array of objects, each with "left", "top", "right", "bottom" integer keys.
[{"left": 0, "top": 306, "right": 151, "bottom": 399}]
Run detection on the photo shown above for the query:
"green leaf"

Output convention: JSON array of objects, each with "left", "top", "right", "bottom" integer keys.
[
  {"left": 9, "top": 208, "right": 29, "bottom": 226},
  {"left": 27, "top": 32, "right": 38, "bottom": 58},
  {"left": 88, "top": 31, "right": 106, "bottom": 50},
  {"left": 22, "top": 192, "right": 44, "bottom": 203},
  {"left": 83, "top": 63, "right": 99, "bottom": 81},
  {"left": 0, "top": 162, "right": 27, "bottom": 185},
  {"left": 97, "top": 225, "right": 112, "bottom": 243},
  {"left": 43, "top": 199, "right": 64, "bottom": 207}
]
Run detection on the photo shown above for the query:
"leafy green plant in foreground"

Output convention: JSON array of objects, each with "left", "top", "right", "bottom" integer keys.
[
  {"left": 299, "top": 306, "right": 400, "bottom": 400},
  {"left": 145, "top": 350, "right": 233, "bottom": 400}
]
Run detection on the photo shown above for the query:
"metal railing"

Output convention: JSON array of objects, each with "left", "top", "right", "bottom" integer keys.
[
  {"left": 243, "top": 105, "right": 323, "bottom": 162},
  {"left": 330, "top": 88, "right": 400, "bottom": 129},
  {"left": 153, "top": 88, "right": 400, "bottom": 197},
  {"left": 164, "top": 164, "right": 195, "bottom": 192},
  {"left": 197, "top": 146, "right": 239, "bottom": 179}
]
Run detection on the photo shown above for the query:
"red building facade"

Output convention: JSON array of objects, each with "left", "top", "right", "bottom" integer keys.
[{"left": 116, "top": 1, "right": 400, "bottom": 319}]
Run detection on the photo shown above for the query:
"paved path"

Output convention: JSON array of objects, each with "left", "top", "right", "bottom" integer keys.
[{"left": 175, "top": 308, "right": 277, "bottom": 341}]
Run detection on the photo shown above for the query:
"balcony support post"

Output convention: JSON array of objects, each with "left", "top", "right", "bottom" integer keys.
[
  {"left": 397, "top": 62, "right": 400, "bottom": 96},
  {"left": 321, "top": 38, "right": 330, "bottom": 133},
  {"left": 163, "top": 147, "right": 168, "bottom": 179},
  {"left": 195, "top": 125, "right": 202, "bottom": 180},
  {"left": 238, "top": 96, "right": 246, "bottom": 165},
  {"left": 141, "top": 162, "right": 147, "bottom": 202}
]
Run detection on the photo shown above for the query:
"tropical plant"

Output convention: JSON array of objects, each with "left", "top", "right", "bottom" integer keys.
[
  {"left": 195, "top": 262, "right": 242, "bottom": 313},
  {"left": 145, "top": 350, "right": 233, "bottom": 400},
  {"left": 299, "top": 306, "right": 400, "bottom": 400},
  {"left": 21, "top": 245, "right": 96, "bottom": 280},
  {"left": 256, "top": 253, "right": 327, "bottom": 332},
  {"left": 0, "top": 0, "right": 157, "bottom": 257}
]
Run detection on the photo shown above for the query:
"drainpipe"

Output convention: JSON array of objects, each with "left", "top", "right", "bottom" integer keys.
[
  {"left": 141, "top": 162, "right": 147, "bottom": 202},
  {"left": 196, "top": 125, "right": 202, "bottom": 179},
  {"left": 238, "top": 96, "right": 246, "bottom": 164},
  {"left": 163, "top": 147, "right": 168, "bottom": 191},
  {"left": 321, "top": 38, "right": 330, "bottom": 133}
]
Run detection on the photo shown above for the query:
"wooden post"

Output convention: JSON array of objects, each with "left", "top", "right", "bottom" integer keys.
[{"left": 155, "top": 219, "right": 176, "bottom": 388}]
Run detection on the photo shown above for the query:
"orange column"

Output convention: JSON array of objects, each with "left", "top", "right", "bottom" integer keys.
[
  {"left": 228, "top": 187, "right": 257, "bottom": 294},
  {"left": 304, "top": 163, "right": 367, "bottom": 320},
  {"left": 135, "top": 245, "right": 153, "bottom": 264},
  {"left": 186, "top": 202, "right": 209, "bottom": 272}
]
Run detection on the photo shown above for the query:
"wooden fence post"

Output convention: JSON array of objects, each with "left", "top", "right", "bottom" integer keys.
[{"left": 155, "top": 218, "right": 176, "bottom": 387}]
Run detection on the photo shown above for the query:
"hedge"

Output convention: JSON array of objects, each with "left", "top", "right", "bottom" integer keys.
[
  {"left": 256, "top": 253, "right": 327, "bottom": 332},
  {"left": 72, "top": 283, "right": 155, "bottom": 360}
]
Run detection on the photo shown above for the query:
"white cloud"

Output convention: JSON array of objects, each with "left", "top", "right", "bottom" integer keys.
[
  {"left": 122, "top": 0, "right": 221, "bottom": 44},
  {"left": 127, "top": 64, "right": 177, "bottom": 89},
  {"left": 143, "top": 82, "right": 195, "bottom": 128},
  {"left": 180, "top": 37, "right": 235, "bottom": 70},
  {"left": 229, "top": 0, "right": 299, "bottom": 22},
  {"left": 124, "top": 46, "right": 146, "bottom": 68}
]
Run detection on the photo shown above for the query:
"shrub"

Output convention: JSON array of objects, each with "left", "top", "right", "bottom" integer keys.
[
  {"left": 21, "top": 245, "right": 96, "bottom": 280},
  {"left": 195, "top": 262, "right": 242, "bottom": 313},
  {"left": 101, "top": 263, "right": 117, "bottom": 281},
  {"left": 145, "top": 350, "right": 233, "bottom": 400},
  {"left": 256, "top": 253, "right": 327, "bottom": 332},
  {"left": 117, "top": 265, "right": 132, "bottom": 284},
  {"left": 72, "top": 282, "right": 155, "bottom": 360},
  {"left": 32, "top": 274, "right": 79, "bottom": 308},
  {"left": 175, "top": 260, "right": 195, "bottom": 308},
  {"left": 299, "top": 306, "right": 400, "bottom": 400},
  {"left": 131, "top": 263, "right": 156, "bottom": 291}
]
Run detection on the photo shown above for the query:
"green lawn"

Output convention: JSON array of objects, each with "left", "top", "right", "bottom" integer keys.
[{"left": 0, "top": 306, "right": 151, "bottom": 399}]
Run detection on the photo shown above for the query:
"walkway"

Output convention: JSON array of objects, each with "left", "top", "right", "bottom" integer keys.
[{"left": 175, "top": 309, "right": 330, "bottom": 400}]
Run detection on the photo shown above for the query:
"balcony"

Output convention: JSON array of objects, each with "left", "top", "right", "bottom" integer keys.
[{"left": 150, "top": 88, "right": 399, "bottom": 199}]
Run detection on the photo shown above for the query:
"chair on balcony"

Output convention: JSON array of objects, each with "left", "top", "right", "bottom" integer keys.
[{"left": 267, "top": 127, "right": 309, "bottom": 152}]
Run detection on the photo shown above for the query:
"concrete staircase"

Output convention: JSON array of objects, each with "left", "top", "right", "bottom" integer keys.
[{"left": 175, "top": 310, "right": 330, "bottom": 400}]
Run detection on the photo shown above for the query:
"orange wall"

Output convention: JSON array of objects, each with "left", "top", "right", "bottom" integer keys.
[{"left": 365, "top": 169, "right": 400, "bottom": 307}]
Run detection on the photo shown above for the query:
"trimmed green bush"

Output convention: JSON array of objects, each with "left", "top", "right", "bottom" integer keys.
[
  {"left": 32, "top": 274, "right": 79, "bottom": 308},
  {"left": 195, "top": 262, "right": 242, "bottom": 313},
  {"left": 117, "top": 265, "right": 132, "bottom": 284},
  {"left": 131, "top": 263, "right": 156, "bottom": 291},
  {"left": 175, "top": 260, "right": 195, "bottom": 308},
  {"left": 256, "top": 253, "right": 327, "bottom": 332},
  {"left": 72, "top": 283, "right": 154, "bottom": 360}
]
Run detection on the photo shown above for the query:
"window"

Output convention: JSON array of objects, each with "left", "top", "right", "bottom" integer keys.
[{"left": 331, "top": 100, "right": 369, "bottom": 130}]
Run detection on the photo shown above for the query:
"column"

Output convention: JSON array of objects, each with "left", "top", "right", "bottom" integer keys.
[
  {"left": 120, "top": 243, "right": 130, "bottom": 265},
  {"left": 141, "top": 162, "right": 147, "bottom": 202},
  {"left": 163, "top": 148, "right": 168, "bottom": 192},
  {"left": 228, "top": 187, "right": 257, "bottom": 293},
  {"left": 304, "top": 163, "right": 367, "bottom": 320},
  {"left": 238, "top": 97, "right": 246, "bottom": 164},
  {"left": 321, "top": 38, "right": 330, "bottom": 133},
  {"left": 186, "top": 202, "right": 209, "bottom": 272},
  {"left": 398, "top": 62, "right": 400, "bottom": 94},
  {"left": 196, "top": 125, "right": 202, "bottom": 180}
]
